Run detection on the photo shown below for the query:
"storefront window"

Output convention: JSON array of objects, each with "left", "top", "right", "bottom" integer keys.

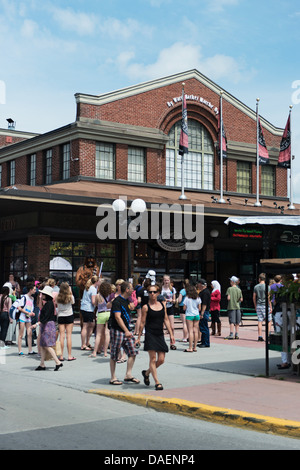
[
  {"left": 49, "top": 241, "right": 118, "bottom": 288},
  {"left": 3, "top": 241, "right": 27, "bottom": 284},
  {"left": 166, "top": 119, "right": 214, "bottom": 189}
]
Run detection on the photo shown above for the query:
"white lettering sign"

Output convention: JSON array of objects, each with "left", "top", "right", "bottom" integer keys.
[{"left": 167, "top": 94, "right": 219, "bottom": 114}]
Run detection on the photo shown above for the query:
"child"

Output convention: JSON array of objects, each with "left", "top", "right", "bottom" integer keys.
[
  {"left": 183, "top": 285, "right": 201, "bottom": 352},
  {"left": 17, "top": 283, "right": 36, "bottom": 356}
]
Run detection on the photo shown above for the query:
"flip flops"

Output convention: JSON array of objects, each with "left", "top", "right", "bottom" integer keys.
[
  {"left": 124, "top": 377, "right": 140, "bottom": 384},
  {"left": 109, "top": 379, "right": 123, "bottom": 385}
]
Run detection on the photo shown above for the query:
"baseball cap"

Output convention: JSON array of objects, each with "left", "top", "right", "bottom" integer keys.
[
  {"left": 229, "top": 276, "right": 239, "bottom": 283},
  {"left": 197, "top": 278, "right": 207, "bottom": 286}
]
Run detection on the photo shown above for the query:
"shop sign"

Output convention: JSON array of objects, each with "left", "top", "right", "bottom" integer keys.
[
  {"left": 156, "top": 231, "right": 187, "bottom": 252},
  {"left": 167, "top": 94, "right": 219, "bottom": 114},
  {"left": 280, "top": 230, "right": 300, "bottom": 245},
  {"left": 232, "top": 227, "right": 263, "bottom": 239}
]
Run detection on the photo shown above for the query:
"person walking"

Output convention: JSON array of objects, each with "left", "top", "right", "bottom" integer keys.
[
  {"left": 90, "top": 281, "right": 112, "bottom": 358},
  {"left": 109, "top": 281, "right": 140, "bottom": 385},
  {"left": 183, "top": 284, "right": 201, "bottom": 352},
  {"left": 56, "top": 282, "right": 76, "bottom": 361},
  {"left": 210, "top": 280, "right": 221, "bottom": 336},
  {"left": 34, "top": 285, "right": 63, "bottom": 371},
  {"left": 197, "top": 279, "right": 211, "bottom": 348},
  {"left": 80, "top": 275, "right": 98, "bottom": 351},
  {"left": 253, "top": 273, "right": 272, "bottom": 342},
  {"left": 0, "top": 286, "right": 12, "bottom": 350},
  {"left": 225, "top": 276, "right": 243, "bottom": 340},
  {"left": 136, "top": 283, "right": 174, "bottom": 390}
]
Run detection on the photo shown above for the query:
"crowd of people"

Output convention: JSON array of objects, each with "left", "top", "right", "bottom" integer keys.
[{"left": 0, "top": 270, "right": 298, "bottom": 387}]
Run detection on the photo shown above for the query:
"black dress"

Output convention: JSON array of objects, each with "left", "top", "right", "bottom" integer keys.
[{"left": 144, "top": 302, "right": 168, "bottom": 353}]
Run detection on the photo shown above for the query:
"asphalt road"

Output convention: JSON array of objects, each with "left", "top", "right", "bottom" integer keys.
[{"left": 1, "top": 371, "right": 300, "bottom": 451}]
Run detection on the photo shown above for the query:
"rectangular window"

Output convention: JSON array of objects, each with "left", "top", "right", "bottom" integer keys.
[
  {"left": 45, "top": 149, "right": 52, "bottom": 184},
  {"left": 261, "top": 165, "right": 275, "bottom": 196},
  {"left": 62, "top": 144, "right": 70, "bottom": 180},
  {"left": 237, "top": 161, "right": 252, "bottom": 193},
  {"left": 9, "top": 160, "right": 15, "bottom": 186},
  {"left": 95, "top": 143, "right": 115, "bottom": 179},
  {"left": 29, "top": 154, "right": 36, "bottom": 186},
  {"left": 128, "top": 147, "right": 145, "bottom": 183}
]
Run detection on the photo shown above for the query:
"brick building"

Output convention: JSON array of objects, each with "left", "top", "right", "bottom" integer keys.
[{"left": 0, "top": 69, "right": 299, "bottom": 309}]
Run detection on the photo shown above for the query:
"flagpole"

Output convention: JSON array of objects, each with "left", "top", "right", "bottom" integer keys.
[
  {"left": 218, "top": 91, "right": 225, "bottom": 203},
  {"left": 288, "top": 105, "right": 295, "bottom": 210},
  {"left": 179, "top": 82, "right": 187, "bottom": 200},
  {"left": 254, "top": 98, "right": 261, "bottom": 207}
]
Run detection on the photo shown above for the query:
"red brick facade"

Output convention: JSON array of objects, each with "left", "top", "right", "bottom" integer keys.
[{"left": 0, "top": 70, "right": 287, "bottom": 197}]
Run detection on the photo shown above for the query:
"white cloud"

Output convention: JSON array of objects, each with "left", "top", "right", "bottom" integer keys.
[
  {"left": 99, "top": 17, "right": 153, "bottom": 40},
  {"left": 21, "top": 19, "right": 39, "bottom": 38},
  {"left": 51, "top": 7, "right": 98, "bottom": 36},
  {"left": 115, "top": 42, "right": 249, "bottom": 84}
]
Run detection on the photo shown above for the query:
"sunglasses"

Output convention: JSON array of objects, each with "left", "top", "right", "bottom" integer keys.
[{"left": 149, "top": 290, "right": 158, "bottom": 294}]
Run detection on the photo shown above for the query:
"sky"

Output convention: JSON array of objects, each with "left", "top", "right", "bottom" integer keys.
[{"left": 0, "top": 0, "right": 300, "bottom": 202}]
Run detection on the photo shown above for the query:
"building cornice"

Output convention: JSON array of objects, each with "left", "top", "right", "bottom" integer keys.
[
  {"left": 75, "top": 69, "right": 284, "bottom": 136},
  {"left": 0, "top": 120, "right": 169, "bottom": 162}
]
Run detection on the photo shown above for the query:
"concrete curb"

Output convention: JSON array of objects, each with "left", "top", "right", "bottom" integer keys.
[{"left": 88, "top": 389, "right": 300, "bottom": 439}]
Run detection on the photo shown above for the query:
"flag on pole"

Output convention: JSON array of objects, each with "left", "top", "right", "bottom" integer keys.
[
  {"left": 278, "top": 114, "right": 291, "bottom": 168},
  {"left": 258, "top": 118, "right": 269, "bottom": 165},
  {"left": 218, "top": 100, "right": 227, "bottom": 159},
  {"left": 179, "top": 90, "right": 188, "bottom": 156}
]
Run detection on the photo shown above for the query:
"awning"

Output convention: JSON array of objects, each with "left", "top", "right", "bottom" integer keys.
[
  {"left": 225, "top": 216, "right": 300, "bottom": 226},
  {"left": 225, "top": 216, "right": 300, "bottom": 377}
]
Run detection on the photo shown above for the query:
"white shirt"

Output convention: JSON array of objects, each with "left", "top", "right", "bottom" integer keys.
[
  {"left": 57, "top": 296, "right": 75, "bottom": 317},
  {"left": 183, "top": 296, "right": 201, "bottom": 317}
]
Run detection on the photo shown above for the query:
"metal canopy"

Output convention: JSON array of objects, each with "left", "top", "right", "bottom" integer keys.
[{"left": 225, "top": 216, "right": 300, "bottom": 226}]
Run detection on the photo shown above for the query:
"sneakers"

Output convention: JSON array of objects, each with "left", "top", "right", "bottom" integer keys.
[
  {"left": 258, "top": 336, "right": 264, "bottom": 342},
  {"left": 224, "top": 334, "right": 239, "bottom": 340}
]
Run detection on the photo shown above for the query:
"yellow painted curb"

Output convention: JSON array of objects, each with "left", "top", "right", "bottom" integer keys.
[{"left": 88, "top": 389, "right": 300, "bottom": 439}]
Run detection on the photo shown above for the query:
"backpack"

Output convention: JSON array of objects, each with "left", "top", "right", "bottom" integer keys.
[{"left": 9, "top": 295, "right": 26, "bottom": 321}]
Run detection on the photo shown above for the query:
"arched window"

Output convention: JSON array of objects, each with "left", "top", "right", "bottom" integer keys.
[{"left": 166, "top": 119, "right": 214, "bottom": 190}]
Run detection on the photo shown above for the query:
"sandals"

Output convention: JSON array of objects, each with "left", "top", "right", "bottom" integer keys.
[
  {"left": 124, "top": 377, "right": 140, "bottom": 384},
  {"left": 109, "top": 379, "right": 123, "bottom": 385},
  {"left": 170, "top": 344, "right": 177, "bottom": 350},
  {"left": 142, "top": 370, "right": 150, "bottom": 386},
  {"left": 184, "top": 349, "right": 194, "bottom": 352},
  {"left": 155, "top": 383, "right": 163, "bottom": 391}
]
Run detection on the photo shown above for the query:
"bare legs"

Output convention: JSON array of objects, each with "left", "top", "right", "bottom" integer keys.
[
  {"left": 186, "top": 319, "right": 199, "bottom": 351},
  {"left": 144, "top": 350, "right": 165, "bottom": 386}
]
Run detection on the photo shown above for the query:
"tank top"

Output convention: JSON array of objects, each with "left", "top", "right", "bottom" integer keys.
[{"left": 145, "top": 302, "right": 165, "bottom": 335}]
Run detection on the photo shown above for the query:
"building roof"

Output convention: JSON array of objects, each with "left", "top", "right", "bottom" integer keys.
[{"left": 0, "top": 180, "right": 298, "bottom": 218}]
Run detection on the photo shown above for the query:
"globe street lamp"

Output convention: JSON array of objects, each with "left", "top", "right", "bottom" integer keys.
[{"left": 112, "top": 198, "right": 147, "bottom": 281}]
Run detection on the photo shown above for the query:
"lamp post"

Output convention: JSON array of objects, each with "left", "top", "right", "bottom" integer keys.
[{"left": 112, "top": 198, "right": 147, "bottom": 281}]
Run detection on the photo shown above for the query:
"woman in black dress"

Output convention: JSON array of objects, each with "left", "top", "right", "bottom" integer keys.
[{"left": 135, "top": 284, "right": 174, "bottom": 390}]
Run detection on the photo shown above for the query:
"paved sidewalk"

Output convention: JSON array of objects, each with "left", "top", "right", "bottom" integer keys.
[{"left": 2, "top": 319, "right": 300, "bottom": 438}]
